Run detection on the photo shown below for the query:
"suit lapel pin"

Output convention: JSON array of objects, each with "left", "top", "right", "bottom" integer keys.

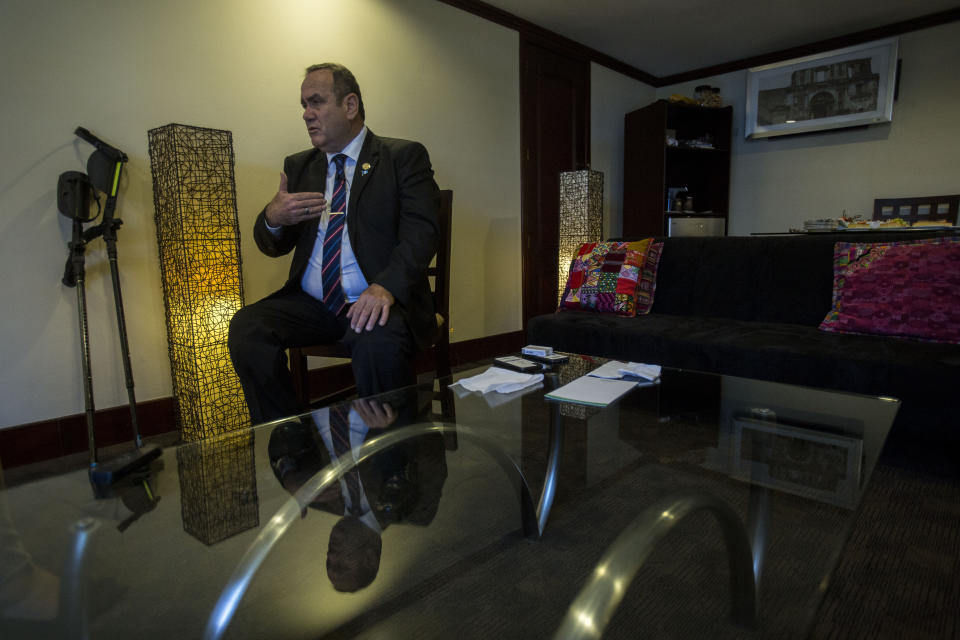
[{"left": 361, "top": 162, "right": 372, "bottom": 176}]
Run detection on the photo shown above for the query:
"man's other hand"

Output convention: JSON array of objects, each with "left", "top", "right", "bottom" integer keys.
[
  {"left": 264, "top": 172, "right": 327, "bottom": 226},
  {"left": 346, "top": 284, "right": 395, "bottom": 332}
]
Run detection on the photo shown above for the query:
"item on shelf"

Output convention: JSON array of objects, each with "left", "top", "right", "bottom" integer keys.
[
  {"left": 682, "top": 134, "right": 715, "bottom": 149},
  {"left": 879, "top": 218, "right": 909, "bottom": 228},
  {"left": 683, "top": 195, "right": 695, "bottom": 212},
  {"left": 912, "top": 219, "right": 951, "bottom": 227},
  {"left": 668, "top": 93, "right": 698, "bottom": 105},
  {"left": 839, "top": 215, "right": 870, "bottom": 229},
  {"left": 708, "top": 87, "right": 722, "bottom": 107},
  {"left": 695, "top": 85, "right": 712, "bottom": 106},
  {"left": 803, "top": 218, "right": 839, "bottom": 232},
  {"left": 667, "top": 187, "right": 686, "bottom": 212},
  {"left": 695, "top": 85, "right": 723, "bottom": 107}
]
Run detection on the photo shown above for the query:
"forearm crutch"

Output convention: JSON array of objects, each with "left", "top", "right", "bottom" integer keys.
[{"left": 59, "top": 127, "right": 160, "bottom": 487}]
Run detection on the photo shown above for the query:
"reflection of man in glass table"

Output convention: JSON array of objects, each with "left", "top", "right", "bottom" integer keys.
[
  {"left": 267, "top": 391, "right": 448, "bottom": 593},
  {"left": 0, "top": 354, "right": 900, "bottom": 640}
]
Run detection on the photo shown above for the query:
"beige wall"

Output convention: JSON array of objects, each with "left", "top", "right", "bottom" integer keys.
[
  {"left": 0, "top": 0, "right": 521, "bottom": 428},
  {"left": 655, "top": 21, "right": 960, "bottom": 235},
  {"left": 590, "top": 64, "right": 656, "bottom": 238}
]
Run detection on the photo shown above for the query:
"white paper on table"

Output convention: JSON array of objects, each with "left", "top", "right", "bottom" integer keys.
[
  {"left": 617, "top": 362, "right": 661, "bottom": 381},
  {"left": 545, "top": 376, "right": 640, "bottom": 407},
  {"left": 451, "top": 366, "right": 544, "bottom": 394},
  {"left": 587, "top": 360, "right": 628, "bottom": 379},
  {"left": 587, "top": 360, "right": 661, "bottom": 382}
]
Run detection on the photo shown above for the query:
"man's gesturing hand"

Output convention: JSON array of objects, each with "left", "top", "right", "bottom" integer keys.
[
  {"left": 264, "top": 172, "right": 327, "bottom": 227},
  {"left": 346, "top": 284, "right": 395, "bottom": 333}
]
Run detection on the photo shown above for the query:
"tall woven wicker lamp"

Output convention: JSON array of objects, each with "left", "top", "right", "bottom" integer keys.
[
  {"left": 557, "top": 169, "right": 604, "bottom": 303},
  {"left": 148, "top": 123, "right": 248, "bottom": 441}
]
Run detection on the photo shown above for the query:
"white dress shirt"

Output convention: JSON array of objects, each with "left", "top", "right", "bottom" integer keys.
[
  {"left": 268, "top": 127, "right": 371, "bottom": 303},
  {"left": 311, "top": 405, "right": 381, "bottom": 532}
]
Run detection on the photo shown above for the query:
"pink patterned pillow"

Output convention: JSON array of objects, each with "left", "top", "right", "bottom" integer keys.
[
  {"left": 560, "top": 240, "right": 652, "bottom": 316},
  {"left": 819, "top": 240, "right": 960, "bottom": 343},
  {"left": 823, "top": 237, "right": 959, "bottom": 325}
]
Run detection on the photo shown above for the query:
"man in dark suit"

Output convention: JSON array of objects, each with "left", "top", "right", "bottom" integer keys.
[{"left": 229, "top": 62, "right": 440, "bottom": 424}]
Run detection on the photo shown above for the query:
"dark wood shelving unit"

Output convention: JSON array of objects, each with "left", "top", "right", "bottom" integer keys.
[{"left": 623, "top": 99, "right": 733, "bottom": 237}]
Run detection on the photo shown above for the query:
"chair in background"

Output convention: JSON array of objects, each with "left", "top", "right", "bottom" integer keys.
[
  {"left": 289, "top": 189, "right": 453, "bottom": 409},
  {"left": 873, "top": 194, "right": 959, "bottom": 226}
]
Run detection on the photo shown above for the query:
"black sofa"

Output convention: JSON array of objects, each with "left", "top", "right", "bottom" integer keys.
[{"left": 528, "top": 232, "right": 960, "bottom": 459}]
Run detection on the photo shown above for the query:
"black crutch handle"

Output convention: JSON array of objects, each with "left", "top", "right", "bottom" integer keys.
[
  {"left": 62, "top": 254, "right": 76, "bottom": 287},
  {"left": 74, "top": 127, "right": 128, "bottom": 163}
]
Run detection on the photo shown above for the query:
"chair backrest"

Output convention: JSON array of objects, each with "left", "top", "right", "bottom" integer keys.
[
  {"left": 873, "top": 194, "right": 959, "bottom": 225},
  {"left": 430, "top": 190, "right": 453, "bottom": 323}
]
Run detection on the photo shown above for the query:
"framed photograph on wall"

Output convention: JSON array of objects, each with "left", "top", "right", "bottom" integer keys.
[{"left": 745, "top": 37, "right": 899, "bottom": 139}]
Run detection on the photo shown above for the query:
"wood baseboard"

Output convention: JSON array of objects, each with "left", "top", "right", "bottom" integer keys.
[
  {"left": 0, "top": 397, "right": 177, "bottom": 470},
  {"left": 0, "top": 330, "right": 526, "bottom": 470}
]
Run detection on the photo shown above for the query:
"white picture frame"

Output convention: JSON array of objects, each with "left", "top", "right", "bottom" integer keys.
[{"left": 745, "top": 37, "right": 899, "bottom": 139}]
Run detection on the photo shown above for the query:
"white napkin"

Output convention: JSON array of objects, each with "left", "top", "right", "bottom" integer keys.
[
  {"left": 481, "top": 383, "right": 543, "bottom": 408},
  {"left": 618, "top": 362, "right": 661, "bottom": 381},
  {"left": 588, "top": 360, "right": 661, "bottom": 382},
  {"left": 587, "top": 361, "right": 628, "bottom": 379},
  {"left": 452, "top": 366, "right": 544, "bottom": 394}
]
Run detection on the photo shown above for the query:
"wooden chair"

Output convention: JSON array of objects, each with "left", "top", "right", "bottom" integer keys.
[
  {"left": 873, "top": 194, "right": 959, "bottom": 226},
  {"left": 289, "top": 189, "right": 453, "bottom": 408}
]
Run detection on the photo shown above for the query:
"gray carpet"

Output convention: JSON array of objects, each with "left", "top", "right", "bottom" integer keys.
[
  {"left": 320, "top": 454, "right": 960, "bottom": 639},
  {"left": 810, "top": 464, "right": 960, "bottom": 639}
]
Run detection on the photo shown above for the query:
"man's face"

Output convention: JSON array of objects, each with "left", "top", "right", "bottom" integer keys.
[{"left": 301, "top": 70, "right": 357, "bottom": 153}]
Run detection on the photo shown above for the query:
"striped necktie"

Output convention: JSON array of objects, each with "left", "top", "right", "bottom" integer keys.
[
  {"left": 330, "top": 405, "right": 364, "bottom": 515},
  {"left": 321, "top": 153, "right": 348, "bottom": 315}
]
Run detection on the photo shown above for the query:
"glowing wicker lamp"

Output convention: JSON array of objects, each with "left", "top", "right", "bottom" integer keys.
[
  {"left": 558, "top": 169, "right": 603, "bottom": 302},
  {"left": 148, "top": 124, "right": 248, "bottom": 441}
]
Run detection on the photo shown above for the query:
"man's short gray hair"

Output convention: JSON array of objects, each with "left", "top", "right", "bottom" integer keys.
[{"left": 305, "top": 62, "right": 365, "bottom": 120}]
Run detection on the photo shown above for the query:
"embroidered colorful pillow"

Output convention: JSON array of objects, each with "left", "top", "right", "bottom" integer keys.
[
  {"left": 635, "top": 241, "right": 663, "bottom": 315},
  {"left": 560, "top": 239, "right": 652, "bottom": 316},
  {"left": 819, "top": 238, "right": 960, "bottom": 343},
  {"left": 823, "top": 237, "right": 959, "bottom": 325}
]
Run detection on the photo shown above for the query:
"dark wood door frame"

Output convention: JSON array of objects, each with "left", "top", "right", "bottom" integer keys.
[{"left": 520, "top": 36, "right": 590, "bottom": 329}]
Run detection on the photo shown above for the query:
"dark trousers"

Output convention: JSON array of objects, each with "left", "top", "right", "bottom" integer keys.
[{"left": 228, "top": 287, "right": 416, "bottom": 425}]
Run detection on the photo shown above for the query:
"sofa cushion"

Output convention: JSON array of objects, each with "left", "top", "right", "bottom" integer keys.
[
  {"left": 820, "top": 240, "right": 960, "bottom": 343},
  {"left": 635, "top": 241, "right": 663, "bottom": 315},
  {"left": 649, "top": 236, "right": 836, "bottom": 325},
  {"left": 560, "top": 240, "right": 651, "bottom": 316}
]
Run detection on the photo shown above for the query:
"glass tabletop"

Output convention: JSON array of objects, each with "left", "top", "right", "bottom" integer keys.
[{"left": 0, "top": 355, "right": 900, "bottom": 639}]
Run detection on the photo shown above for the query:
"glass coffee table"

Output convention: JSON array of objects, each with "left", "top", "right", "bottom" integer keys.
[{"left": 0, "top": 355, "right": 899, "bottom": 639}]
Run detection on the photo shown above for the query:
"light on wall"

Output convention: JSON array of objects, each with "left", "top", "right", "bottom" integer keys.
[
  {"left": 148, "top": 123, "right": 248, "bottom": 441},
  {"left": 558, "top": 169, "right": 604, "bottom": 302}
]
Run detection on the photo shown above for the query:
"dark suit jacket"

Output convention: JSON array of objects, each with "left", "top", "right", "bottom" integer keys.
[{"left": 253, "top": 130, "right": 441, "bottom": 349}]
